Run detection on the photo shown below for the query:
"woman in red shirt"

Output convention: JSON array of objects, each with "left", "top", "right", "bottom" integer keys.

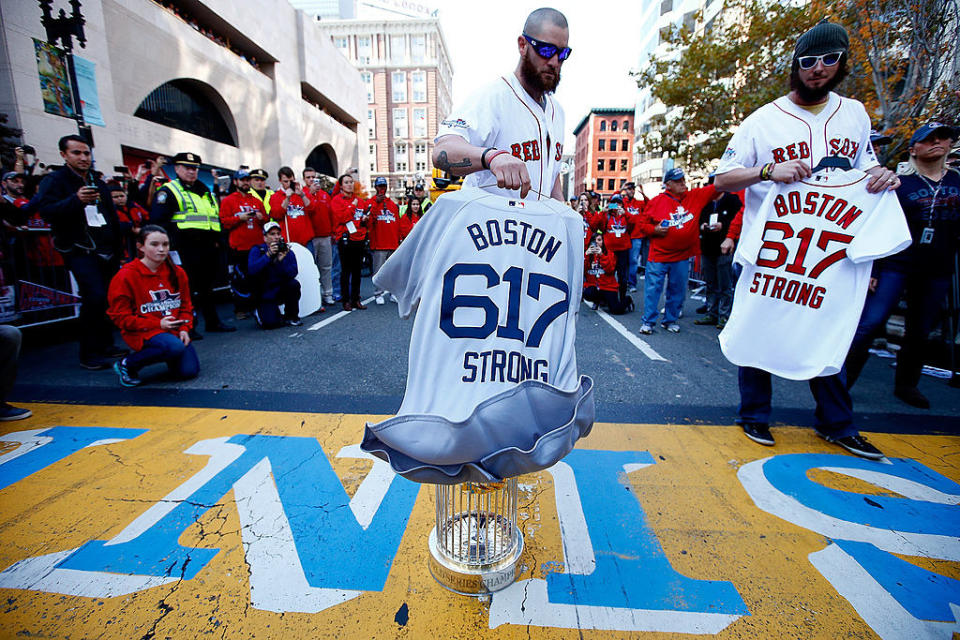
[
  {"left": 583, "top": 232, "right": 633, "bottom": 314},
  {"left": 330, "top": 173, "right": 369, "bottom": 310},
  {"left": 399, "top": 195, "right": 423, "bottom": 242},
  {"left": 107, "top": 225, "right": 199, "bottom": 386}
]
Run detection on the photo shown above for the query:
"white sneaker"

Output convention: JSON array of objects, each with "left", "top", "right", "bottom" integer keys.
[
  {"left": 587, "top": 301, "right": 598, "bottom": 310},
  {"left": 389, "top": 293, "right": 398, "bottom": 303},
  {"left": 375, "top": 294, "right": 385, "bottom": 305},
  {"left": 323, "top": 297, "right": 335, "bottom": 306},
  {"left": 639, "top": 323, "right": 653, "bottom": 334},
  {"left": 663, "top": 323, "right": 680, "bottom": 333}
]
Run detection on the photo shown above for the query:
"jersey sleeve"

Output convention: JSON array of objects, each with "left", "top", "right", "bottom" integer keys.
[
  {"left": 852, "top": 102, "right": 880, "bottom": 172},
  {"left": 434, "top": 86, "right": 496, "bottom": 147},
  {"left": 716, "top": 117, "right": 758, "bottom": 174},
  {"left": 846, "top": 189, "right": 911, "bottom": 263}
]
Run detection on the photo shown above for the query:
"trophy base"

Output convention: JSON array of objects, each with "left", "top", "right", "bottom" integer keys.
[{"left": 427, "top": 526, "right": 523, "bottom": 595}]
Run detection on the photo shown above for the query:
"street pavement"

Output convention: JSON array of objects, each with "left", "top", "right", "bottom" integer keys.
[{"left": 2, "top": 276, "right": 958, "bottom": 638}]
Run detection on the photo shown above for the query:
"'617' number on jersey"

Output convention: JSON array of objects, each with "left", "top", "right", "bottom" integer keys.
[
  {"left": 757, "top": 221, "right": 853, "bottom": 278},
  {"left": 440, "top": 263, "right": 569, "bottom": 348}
]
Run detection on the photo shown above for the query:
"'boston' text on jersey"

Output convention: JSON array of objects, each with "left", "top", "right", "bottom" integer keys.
[
  {"left": 773, "top": 190, "right": 863, "bottom": 230},
  {"left": 467, "top": 219, "right": 563, "bottom": 263}
]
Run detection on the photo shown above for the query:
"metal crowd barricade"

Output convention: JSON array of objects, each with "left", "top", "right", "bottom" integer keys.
[
  {"left": 1, "top": 227, "right": 80, "bottom": 328},
  {"left": 428, "top": 478, "right": 523, "bottom": 595}
]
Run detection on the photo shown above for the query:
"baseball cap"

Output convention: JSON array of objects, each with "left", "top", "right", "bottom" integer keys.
[
  {"left": 414, "top": 183, "right": 425, "bottom": 190},
  {"left": 869, "top": 130, "right": 893, "bottom": 146},
  {"left": 249, "top": 169, "right": 268, "bottom": 180},
  {"left": 663, "top": 167, "right": 685, "bottom": 183},
  {"left": 609, "top": 194, "right": 623, "bottom": 204},
  {"left": 374, "top": 176, "right": 387, "bottom": 187},
  {"left": 263, "top": 221, "right": 281, "bottom": 234},
  {"left": 909, "top": 122, "right": 958, "bottom": 146},
  {"left": 172, "top": 152, "right": 201, "bottom": 166},
  {"left": 234, "top": 169, "right": 251, "bottom": 180},
  {"left": 794, "top": 20, "right": 849, "bottom": 59},
  {"left": 2, "top": 171, "right": 23, "bottom": 181}
]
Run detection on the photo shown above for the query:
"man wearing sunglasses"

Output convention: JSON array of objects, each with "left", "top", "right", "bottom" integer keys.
[
  {"left": 713, "top": 20, "right": 901, "bottom": 461},
  {"left": 432, "top": 8, "right": 569, "bottom": 201}
]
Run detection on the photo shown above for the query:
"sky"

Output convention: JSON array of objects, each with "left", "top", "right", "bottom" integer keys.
[{"left": 428, "top": 0, "right": 648, "bottom": 150}]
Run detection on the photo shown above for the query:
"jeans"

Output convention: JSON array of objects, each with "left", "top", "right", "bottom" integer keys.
[
  {"left": 125, "top": 332, "right": 199, "bottom": 379},
  {"left": 642, "top": 259, "right": 689, "bottom": 325},
  {"left": 0, "top": 324, "right": 21, "bottom": 402},
  {"left": 844, "top": 268, "right": 951, "bottom": 389},
  {"left": 701, "top": 253, "right": 734, "bottom": 318},
  {"left": 628, "top": 238, "right": 644, "bottom": 288},
  {"left": 64, "top": 251, "right": 117, "bottom": 361},
  {"left": 255, "top": 278, "right": 302, "bottom": 328},
  {"left": 738, "top": 366, "right": 856, "bottom": 439},
  {"left": 371, "top": 249, "right": 394, "bottom": 295},
  {"left": 330, "top": 241, "right": 341, "bottom": 300}
]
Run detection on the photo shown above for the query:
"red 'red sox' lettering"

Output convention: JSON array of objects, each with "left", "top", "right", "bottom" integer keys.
[
  {"left": 771, "top": 141, "right": 811, "bottom": 163},
  {"left": 827, "top": 137, "right": 860, "bottom": 160},
  {"left": 555, "top": 142, "right": 563, "bottom": 162},
  {"left": 510, "top": 140, "right": 541, "bottom": 162}
]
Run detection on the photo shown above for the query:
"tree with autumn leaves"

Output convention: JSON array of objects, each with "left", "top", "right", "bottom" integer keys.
[{"left": 635, "top": 0, "right": 959, "bottom": 169}]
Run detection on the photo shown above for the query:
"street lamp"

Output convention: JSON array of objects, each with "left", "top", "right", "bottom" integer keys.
[{"left": 37, "top": 0, "right": 92, "bottom": 145}]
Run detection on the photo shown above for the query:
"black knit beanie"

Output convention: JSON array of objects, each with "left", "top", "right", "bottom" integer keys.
[{"left": 794, "top": 19, "right": 849, "bottom": 59}]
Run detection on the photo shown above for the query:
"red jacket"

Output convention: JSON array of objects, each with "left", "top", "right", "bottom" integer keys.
[
  {"left": 115, "top": 203, "right": 149, "bottom": 228},
  {"left": 367, "top": 196, "right": 401, "bottom": 250},
  {"left": 331, "top": 193, "right": 368, "bottom": 241},
  {"left": 306, "top": 188, "right": 333, "bottom": 237},
  {"left": 599, "top": 209, "right": 633, "bottom": 252},
  {"left": 639, "top": 185, "right": 717, "bottom": 262},
  {"left": 107, "top": 259, "right": 194, "bottom": 351},
  {"left": 399, "top": 212, "right": 421, "bottom": 241},
  {"left": 269, "top": 191, "right": 316, "bottom": 245},
  {"left": 623, "top": 196, "right": 648, "bottom": 239},
  {"left": 584, "top": 250, "right": 618, "bottom": 292},
  {"left": 219, "top": 190, "right": 267, "bottom": 251}
]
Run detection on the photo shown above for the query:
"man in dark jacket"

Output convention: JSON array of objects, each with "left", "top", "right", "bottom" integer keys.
[
  {"left": 248, "top": 221, "right": 301, "bottom": 328},
  {"left": 34, "top": 135, "right": 126, "bottom": 369},
  {"left": 694, "top": 180, "right": 742, "bottom": 329}
]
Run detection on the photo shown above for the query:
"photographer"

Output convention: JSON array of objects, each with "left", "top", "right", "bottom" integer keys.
[
  {"left": 366, "top": 176, "right": 400, "bottom": 304},
  {"left": 137, "top": 156, "right": 168, "bottom": 208},
  {"left": 583, "top": 232, "right": 633, "bottom": 314},
  {"left": 268, "top": 166, "right": 315, "bottom": 248},
  {"left": 247, "top": 221, "right": 301, "bottom": 328},
  {"left": 110, "top": 183, "right": 149, "bottom": 262}
]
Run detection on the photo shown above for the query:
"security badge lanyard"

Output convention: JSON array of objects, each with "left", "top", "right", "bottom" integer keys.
[{"left": 917, "top": 173, "right": 941, "bottom": 245}]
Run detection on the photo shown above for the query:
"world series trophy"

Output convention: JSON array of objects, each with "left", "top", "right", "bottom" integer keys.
[{"left": 428, "top": 478, "right": 522, "bottom": 595}]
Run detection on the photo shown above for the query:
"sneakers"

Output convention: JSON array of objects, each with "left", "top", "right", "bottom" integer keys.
[
  {"left": 639, "top": 323, "right": 653, "bottom": 334},
  {"left": 80, "top": 357, "right": 113, "bottom": 371},
  {"left": 0, "top": 404, "right": 32, "bottom": 421},
  {"left": 716, "top": 316, "right": 728, "bottom": 330},
  {"left": 822, "top": 433, "right": 885, "bottom": 460},
  {"left": 662, "top": 322, "right": 680, "bottom": 333},
  {"left": 586, "top": 301, "right": 599, "bottom": 310},
  {"left": 894, "top": 386, "right": 930, "bottom": 409},
  {"left": 323, "top": 297, "right": 336, "bottom": 306},
  {"left": 375, "top": 294, "right": 385, "bottom": 305},
  {"left": 627, "top": 286, "right": 638, "bottom": 293},
  {"left": 741, "top": 422, "right": 775, "bottom": 446},
  {"left": 389, "top": 293, "right": 398, "bottom": 303},
  {"left": 113, "top": 359, "right": 142, "bottom": 387},
  {"left": 285, "top": 318, "right": 303, "bottom": 327},
  {"left": 694, "top": 314, "right": 718, "bottom": 325}
]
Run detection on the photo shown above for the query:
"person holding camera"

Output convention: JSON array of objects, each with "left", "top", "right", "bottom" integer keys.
[
  {"left": 247, "top": 221, "right": 301, "bottom": 328},
  {"left": 268, "top": 166, "right": 315, "bottom": 248},
  {"left": 367, "top": 176, "right": 400, "bottom": 304},
  {"left": 583, "top": 231, "right": 633, "bottom": 314},
  {"left": 330, "top": 172, "right": 369, "bottom": 311},
  {"left": 107, "top": 225, "right": 198, "bottom": 387},
  {"left": 34, "top": 134, "right": 126, "bottom": 370},
  {"left": 302, "top": 167, "right": 336, "bottom": 306},
  {"left": 110, "top": 183, "right": 150, "bottom": 262}
]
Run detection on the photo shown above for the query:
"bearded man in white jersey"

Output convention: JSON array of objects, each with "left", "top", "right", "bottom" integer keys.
[
  {"left": 714, "top": 20, "right": 899, "bottom": 460},
  {"left": 432, "top": 7, "right": 569, "bottom": 201}
]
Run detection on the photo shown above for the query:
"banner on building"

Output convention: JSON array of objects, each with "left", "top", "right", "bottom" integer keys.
[
  {"left": 33, "top": 39, "right": 75, "bottom": 119},
  {"left": 73, "top": 56, "right": 105, "bottom": 127},
  {"left": 17, "top": 281, "right": 81, "bottom": 312}
]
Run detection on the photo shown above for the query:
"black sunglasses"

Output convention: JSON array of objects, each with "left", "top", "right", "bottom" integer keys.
[
  {"left": 522, "top": 33, "right": 572, "bottom": 62},
  {"left": 796, "top": 50, "right": 844, "bottom": 70}
]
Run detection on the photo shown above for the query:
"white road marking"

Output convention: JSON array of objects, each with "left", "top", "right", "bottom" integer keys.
[
  {"left": 307, "top": 296, "right": 377, "bottom": 331},
  {"left": 590, "top": 304, "right": 668, "bottom": 362}
]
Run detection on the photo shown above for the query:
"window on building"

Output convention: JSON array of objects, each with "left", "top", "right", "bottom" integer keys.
[
  {"left": 414, "top": 142, "right": 428, "bottom": 172},
  {"left": 411, "top": 71, "right": 427, "bottom": 102},
  {"left": 333, "top": 36, "right": 349, "bottom": 56},
  {"left": 411, "top": 34, "right": 427, "bottom": 63},
  {"left": 660, "top": 0, "right": 673, "bottom": 15},
  {"left": 361, "top": 72, "right": 374, "bottom": 103},
  {"left": 393, "top": 108, "right": 408, "bottom": 138},
  {"left": 620, "top": 159, "right": 628, "bottom": 172},
  {"left": 390, "top": 35, "right": 406, "bottom": 65},
  {"left": 623, "top": 120, "right": 630, "bottom": 131},
  {"left": 611, "top": 120, "right": 618, "bottom": 132},
  {"left": 369, "top": 144, "right": 376, "bottom": 172},
  {"left": 622, "top": 140, "right": 630, "bottom": 151},
  {"left": 608, "top": 179, "right": 617, "bottom": 190},
  {"left": 620, "top": 179, "right": 626, "bottom": 188},
  {"left": 394, "top": 142, "right": 408, "bottom": 172},
  {"left": 357, "top": 36, "right": 372, "bottom": 63},
  {"left": 597, "top": 159, "right": 604, "bottom": 171},
  {"left": 134, "top": 79, "right": 236, "bottom": 146},
  {"left": 367, "top": 109, "right": 376, "bottom": 139},
  {"left": 412, "top": 107, "right": 427, "bottom": 138},
  {"left": 391, "top": 71, "right": 407, "bottom": 102},
  {"left": 609, "top": 139, "right": 617, "bottom": 152},
  {"left": 599, "top": 120, "right": 607, "bottom": 131},
  {"left": 598, "top": 139, "right": 605, "bottom": 151}
]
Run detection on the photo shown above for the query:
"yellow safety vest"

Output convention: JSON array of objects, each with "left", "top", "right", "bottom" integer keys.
[
  {"left": 250, "top": 189, "right": 275, "bottom": 211},
  {"left": 167, "top": 179, "right": 221, "bottom": 232}
]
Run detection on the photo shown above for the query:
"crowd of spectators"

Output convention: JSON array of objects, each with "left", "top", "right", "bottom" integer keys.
[{"left": 150, "top": 0, "right": 262, "bottom": 72}]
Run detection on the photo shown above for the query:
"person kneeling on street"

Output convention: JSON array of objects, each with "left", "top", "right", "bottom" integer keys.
[
  {"left": 107, "top": 225, "right": 200, "bottom": 387},
  {"left": 583, "top": 232, "right": 633, "bottom": 314},
  {"left": 248, "top": 221, "right": 302, "bottom": 328}
]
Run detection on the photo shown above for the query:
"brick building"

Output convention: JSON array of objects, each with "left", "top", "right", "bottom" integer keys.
[{"left": 572, "top": 108, "right": 634, "bottom": 198}]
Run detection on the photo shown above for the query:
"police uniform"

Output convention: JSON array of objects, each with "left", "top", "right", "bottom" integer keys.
[
  {"left": 150, "top": 152, "right": 234, "bottom": 332},
  {"left": 248, "top": 169, "right": 275, "bottom": 212}
]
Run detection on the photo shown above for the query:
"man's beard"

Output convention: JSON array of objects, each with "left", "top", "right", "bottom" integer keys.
[
  {"left": 520, "top": 52, "right": 560, "bottom": 94},
  {"left": 790, "top": 64, "right": 847, "bottom": 103}
]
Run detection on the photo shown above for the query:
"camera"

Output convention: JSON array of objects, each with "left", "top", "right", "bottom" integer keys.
[
  {"left": 22, "top": 144, "right": 36, "bottom": 155},
  {"left": 276, "top": 239, "right": 288, "bottom": 254}
]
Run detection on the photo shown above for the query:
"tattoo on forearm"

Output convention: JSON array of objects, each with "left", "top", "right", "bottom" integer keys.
[{"left": 436, "top": 151, "right": 471, "bottom": 171}]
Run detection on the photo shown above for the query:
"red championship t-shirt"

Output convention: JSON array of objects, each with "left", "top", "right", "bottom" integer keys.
[
  {"left": 269, "top": 191, "right": 316, "bottom": 245},
  {"left": 639, "top": 185, "right": 717, "bottom": 262},
  {"left": 331, "top": 193, "right": 368, "bottom": 242},
  {"left": 584, "top": 250, "right": 619, "bottom": 292},
  {"left": 367, "top": 196, "right": 401, "bottom": 251},
  {"left": 219, "top": 190, "right": 267, "bottom": 251}
]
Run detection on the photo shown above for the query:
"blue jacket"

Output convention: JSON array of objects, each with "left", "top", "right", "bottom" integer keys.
[{"left": 248, "top": 243, "right": 298, "bottom": 291}]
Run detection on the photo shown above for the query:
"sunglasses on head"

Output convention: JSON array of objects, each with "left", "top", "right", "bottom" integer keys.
[
  {"left": 522, "top": 33, "right": 572, "bottom": 62},
  {"left": 797, "top": 50, "right": 844, "bottom": 70}
]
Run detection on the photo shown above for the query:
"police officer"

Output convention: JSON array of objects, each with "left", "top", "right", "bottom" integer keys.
[
  {"left": 248, "top": 169, "right": 274, "bottom": 211},
  {"left": 150, "top": 152, "right": 235, "bottom": 336}
]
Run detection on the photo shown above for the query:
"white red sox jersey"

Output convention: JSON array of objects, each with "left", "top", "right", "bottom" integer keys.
[
  {"left": 719, "top": 169, "right": 910, "bottom": 380},
  {"left": 435, "top": 73, "right": 565, "bottom": 201},
  {"left": 361, "top": 188, "right": 594, "bottom": 484},
  {"left": 716, "top": 92, "right": 880, "bottom": 230}
]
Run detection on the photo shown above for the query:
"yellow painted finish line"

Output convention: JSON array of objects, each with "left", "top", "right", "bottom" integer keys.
[{"left": 0, "top": 403, "right": 957, "bottom": 639}]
